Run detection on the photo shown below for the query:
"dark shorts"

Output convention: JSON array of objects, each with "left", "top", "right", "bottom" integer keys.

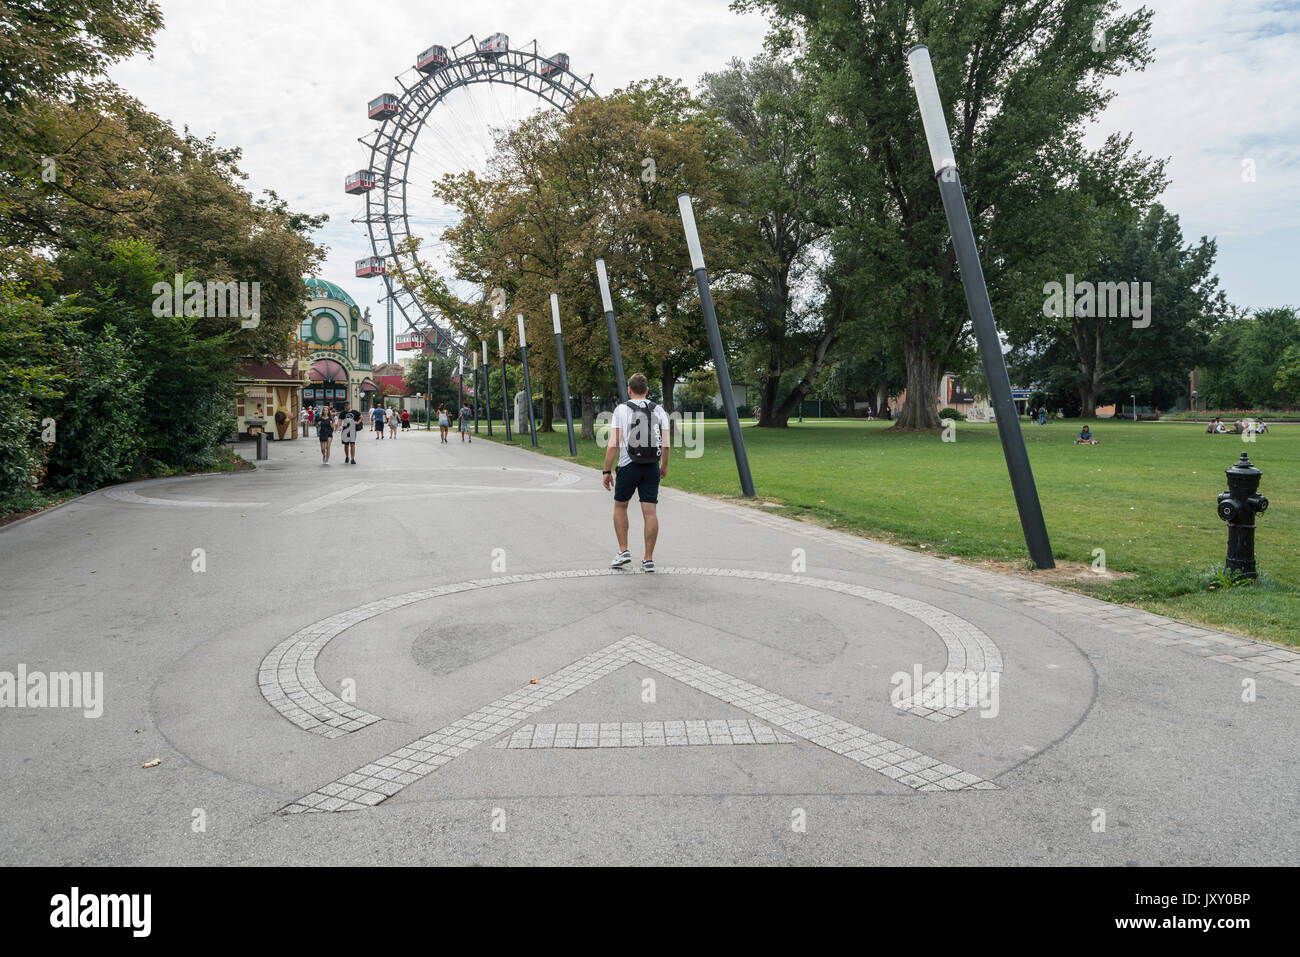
[{"left": 613, "top": 461, "right": 661, "bottom": 504}]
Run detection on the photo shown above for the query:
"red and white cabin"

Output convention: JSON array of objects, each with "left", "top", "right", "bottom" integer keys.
[
  {"left": 355, "top": 256, "right": 387, "bottom": 278},
  {"left": 417, "top": 44, "right": 450, "bottom": 72},
  {"left": 344, "top": 170, "right": 377, "bottom": 194},
  {"left": 478, "top": 33, "right": 508, "bottom": 58},
  {"left": 540, "top": 53, "right": 569, "bottom": 77},
  {"left": 367, "top": 94, "right": 400, "bottom": 120}
]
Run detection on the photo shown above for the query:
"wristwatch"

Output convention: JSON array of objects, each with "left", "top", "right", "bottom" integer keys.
[{"left": 602, "top": 470, "right": 612, "bottom": 474}]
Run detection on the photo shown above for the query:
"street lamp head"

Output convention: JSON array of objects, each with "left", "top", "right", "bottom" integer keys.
[
  {"left": 550, "top": 293, "right": 562, "bottom": 334},
  {"left": 677, "top": 193, "right": 706, "bottom": 271},
  {"left": 482, "top": 339, "right": 488, "bottom": 363},
  {"left": 517, "top": 313, "right": 526, "bottom": 349},
  {"left": 497, "top": 328, "right": 504, "bottom": 354},
  {"left": 595, "top": 258, "right": 614, "bottom": 313},
  {"left": 905, "top": 45, "right": 957, "bottom": 176}
]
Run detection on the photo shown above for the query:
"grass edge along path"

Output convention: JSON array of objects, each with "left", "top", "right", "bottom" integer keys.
[{"left": 482, "top": 417, "right": 1299, "bottom": 648}]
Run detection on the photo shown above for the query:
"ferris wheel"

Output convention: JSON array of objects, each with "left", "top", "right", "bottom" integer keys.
[{"left": 346, "top": 33, "right": 597, "bottom": 363}]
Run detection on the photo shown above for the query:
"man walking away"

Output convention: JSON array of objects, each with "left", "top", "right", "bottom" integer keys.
[
  {"left": 372, "top": 404, "right": 385, "bottom": 439},
  {"left": 458, "top": 402, "right": 472, "bottom": 443},
  {"left": 602, "top": 373, "right": 671, "bottom": 573},
  {"left": 340, "top": 409, "right": 357, "bottom": 464}
]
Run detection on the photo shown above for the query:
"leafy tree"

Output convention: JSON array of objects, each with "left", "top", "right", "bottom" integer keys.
[
  {"left": 701, "top": 56, "right": 830, "bottom": 427},
  {"left": 1010, "top": 204, "right": 1224, "bottom": 416},
  {"left": 738, "top": 0, "right": 1163, "bottom": 429},
  {"left": 1274, "top": 342, "right": 1300, "bottom": 407},
  {"left": 420, "top": 81, "right": 752, "bottom": 439},
  {"left": 402, "top": 354, "right": 460, "bottom": 410},
  {"left": 678, "top": 368, "right": 719, "bottom": 415},
  {"left": 1200, "top": 307, "right": 1300, "bottom": 409}
]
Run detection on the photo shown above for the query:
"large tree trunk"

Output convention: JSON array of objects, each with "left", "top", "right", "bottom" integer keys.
[
  {"left": 876, "top": 383, "right": 889, "bottom": 418},
  {"left": 759, "top": 373, "right": 784, "bottom": 428},
  {"left": 541, "top": 384, "right": 554, "bottom": 432},
  {"left": 580, "top": 391, "right": 595, "bottom": 441},
  {"left": 1077, "top": 383, "right": 1098, "bottom": 419},
  {"left": 773, "top": 311, "right": 842, "bottom": 424},
  {"left": 891, "top": 333, "right": 943, "bottom": 430}
]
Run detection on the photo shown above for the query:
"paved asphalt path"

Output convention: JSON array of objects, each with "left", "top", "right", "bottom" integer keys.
[{"left": 1, "top": 426, "right": 1297, "bottom": 865}]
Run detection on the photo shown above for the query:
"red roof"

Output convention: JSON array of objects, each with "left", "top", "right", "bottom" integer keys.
[{"left": 237, "top": 357, "right": 299, "bottom": 382}]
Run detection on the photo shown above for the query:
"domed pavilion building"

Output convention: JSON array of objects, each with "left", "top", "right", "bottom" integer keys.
[{"left": 300, "top": 277, "right": 378, "bottom": 414}]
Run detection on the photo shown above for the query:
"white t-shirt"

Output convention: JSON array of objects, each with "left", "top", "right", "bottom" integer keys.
[{"left": 610, "top": 398, "right": 671, "bottom": 468}]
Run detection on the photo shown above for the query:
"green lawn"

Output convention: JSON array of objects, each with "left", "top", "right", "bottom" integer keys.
[{"left": 483, "top": 417, "right": 1299, "bottom": 647}]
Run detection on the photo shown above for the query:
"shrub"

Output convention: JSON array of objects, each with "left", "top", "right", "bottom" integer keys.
[{"left": 939, "top": 407, "right": 965, "bottom": 421}]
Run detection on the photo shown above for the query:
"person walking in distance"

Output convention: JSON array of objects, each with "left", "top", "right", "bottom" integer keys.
[
  {"left": 299, "top": 405, "right": 309, "bottom": 439},
  {"left": 388, "top": 406, "right": 399, "bottom": 439},
  {"left": 401, "top": 408, "right": 410, "bottom": 431},
  {"left": 437, "top": 404, "right": 450, "bottom": 443},
  {"left": 603, "top": 373, "right": 671, "bottom": 573},
  {"left": 316, "top": 407, "right": 334, "bottom": 464},
  {"left": 339, "top": 408, "right": 357, "bottom": 464},
  {"left": 371, "top": 403, "right": 385, "bottom": 440},
  {"left": 458, "top": 400, "right": 472, "bottom": 443}
]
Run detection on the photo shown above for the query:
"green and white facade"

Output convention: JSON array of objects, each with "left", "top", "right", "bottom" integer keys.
[{"left": 301, "top": 277, "right": 377, "bottom": 413}]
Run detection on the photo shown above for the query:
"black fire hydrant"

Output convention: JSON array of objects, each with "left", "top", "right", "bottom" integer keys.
[{"left": 1217, "top": 452, "right": 1268, "bottom": 579}]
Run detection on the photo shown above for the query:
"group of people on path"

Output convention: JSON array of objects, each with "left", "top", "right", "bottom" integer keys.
[
  {"left": 294, "top": 377, "right": 670, "bottom": 574},
  {"left": 302, "top": 405, "right": 411, "bottom": 465},
  {"left": 434, "top": 403, "right": 475, "bottom": 444}
]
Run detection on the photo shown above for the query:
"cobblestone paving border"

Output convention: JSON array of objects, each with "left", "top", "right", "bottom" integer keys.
[
  {"left": 280, "top": 635, "right": 995, "bottom": 813},
  {"left": 675, "top": 492, "right": 1300, "bottom": 688},
  {"left": 258, "top": 568, "right": 1001, "bottom": 736},
  {"left": 492, "top": 719, "right": 796, "bottom": 748}
]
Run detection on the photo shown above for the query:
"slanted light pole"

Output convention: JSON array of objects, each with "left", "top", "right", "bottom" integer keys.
[
  {"left": 482, "top": 341, "right": 492, "bottom": 436},
  {"left": 457, "top": 354, "right": 464, "bottom": 420},
  {"left": 517, "top": 313, "right": 538, "bottom": 448},
  {"left": 678, "top": 193, "right": 755, "bottom": 498},
  {"left": 907, "top": 44, "right": 1054, "bottom": 569},
  {"left": 498, "top": 328, "right": 512, "bottom": 441},
  {"left": 551, "top": 293, "right": 578, "bottom": 456},
  {"left": 595, "top": 258, "right": 628, "bottom": 400},
  {"left": 425, "top": 358, "right": 431, "bottom": 431}
]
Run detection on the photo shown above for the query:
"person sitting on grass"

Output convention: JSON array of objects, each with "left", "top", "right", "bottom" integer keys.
[{"left": 1076, "top": 425, "right": 1098, "bottom": 445}]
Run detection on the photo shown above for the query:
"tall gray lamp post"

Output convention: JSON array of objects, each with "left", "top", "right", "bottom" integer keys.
[
  {"left": 517, "top": 313, "right": 538, "bottom": 448},
  {"left": 482, "top": 340, "right": 492, "bottom": 436},
  {"left": 677, "top": 194, "right": 756, "bottom": 498},
  {"left": 595, "top": 258, "right": 628, "bottom": 401},
  {"left": 907, "top": 44, "right": 1054, "bottom": 569},
  {"left": 551, "top": 293, "right": 578, "bottom": 456},
  {"left": 498, "top": 328, "right": 512, "bottom": 441}
]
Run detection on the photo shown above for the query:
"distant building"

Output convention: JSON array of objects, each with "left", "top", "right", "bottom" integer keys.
[{"left": 300, "top": 277, "right": 378, "bottom": 413}]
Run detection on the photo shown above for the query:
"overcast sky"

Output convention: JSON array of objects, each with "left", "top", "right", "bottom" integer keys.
[{"left": 110, "top": 0, "right": 1299, "bottom": 352}]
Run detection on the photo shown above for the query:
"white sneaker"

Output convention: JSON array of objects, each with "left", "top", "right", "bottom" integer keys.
[
  {"left": 610, "top": 550, "right": 631, "bottom": 568},
  {"left": 641, "top": 560, "right": 655, "bottom": 573}
]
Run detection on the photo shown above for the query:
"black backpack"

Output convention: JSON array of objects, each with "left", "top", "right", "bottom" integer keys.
[{"left": 624, "top": 400, "right": 661, "bottom": 464}]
